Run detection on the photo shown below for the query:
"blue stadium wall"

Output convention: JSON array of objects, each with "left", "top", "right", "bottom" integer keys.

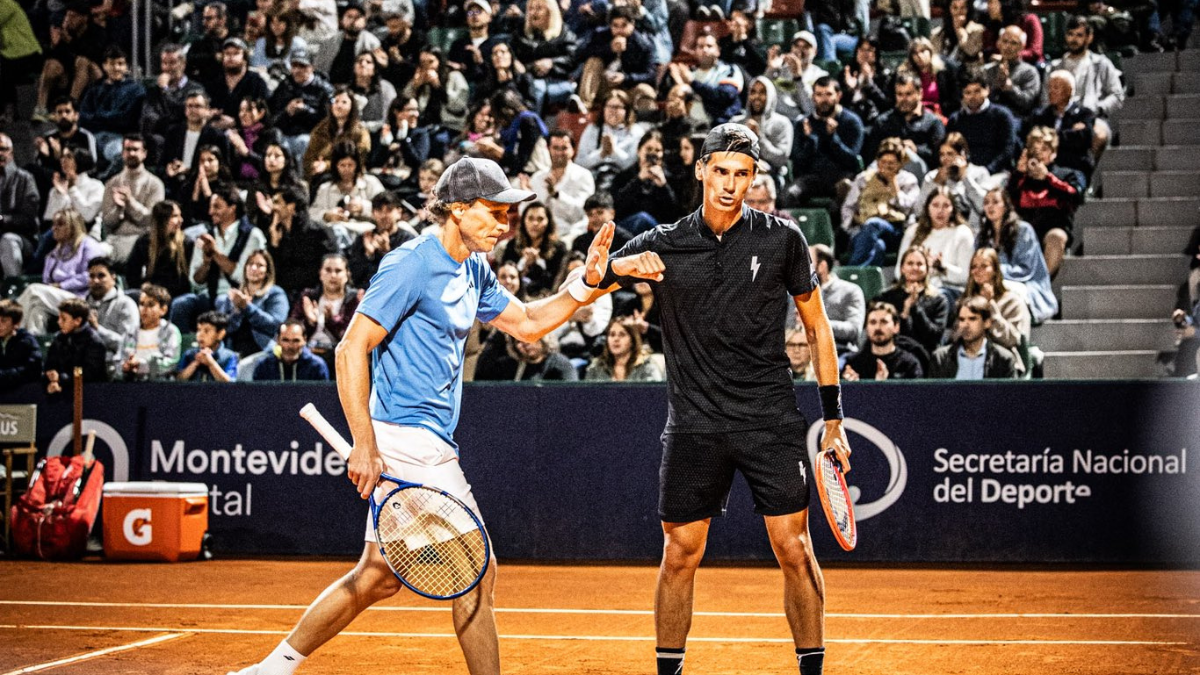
[{"left": 4, "top": 382, "right": 1199, "bottom": 565}]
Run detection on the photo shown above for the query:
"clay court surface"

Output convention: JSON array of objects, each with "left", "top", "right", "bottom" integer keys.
[{"left": 1, "top": 560, "right": 1198, "bottom": 674}]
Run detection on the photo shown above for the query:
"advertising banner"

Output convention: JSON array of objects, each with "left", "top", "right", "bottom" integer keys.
[{"left": 4, "top": 381, "right": 1198, "bottom": 564}]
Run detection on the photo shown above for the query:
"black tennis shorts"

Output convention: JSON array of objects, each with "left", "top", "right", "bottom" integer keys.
[{"left": 658, "top": 421, "right": 811, "bottom": 523}]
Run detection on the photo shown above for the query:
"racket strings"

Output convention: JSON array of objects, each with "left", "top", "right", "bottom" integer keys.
[
  {"left": 819, "top": 457, "right": 853, "bottom": 534},
  {"left": 376, "top": 488, "right": 487, "bottom": 598}
]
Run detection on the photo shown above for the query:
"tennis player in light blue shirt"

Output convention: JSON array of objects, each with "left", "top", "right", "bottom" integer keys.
[{"left": 226, "top": 157, "right": 665, "bottom": 675}]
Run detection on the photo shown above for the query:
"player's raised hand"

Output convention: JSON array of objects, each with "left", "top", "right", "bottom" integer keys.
[
  {"left": 584, "top": 221, "right": 616, "bottom": 286},
  {"left": 612, "top": 251, "right": 665, "bottom": 281},
  {"left": 347, "top": 441, "right": 384, "bottom": 500}
]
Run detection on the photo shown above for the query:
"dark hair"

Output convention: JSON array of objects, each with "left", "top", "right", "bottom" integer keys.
[
  {"left": 0, "top": 299, "right": 23, "bottom": 324},
  {"left": 140, "top": 283, "right": 172, "bottom": 308},
  {"left": 637, "top": 129, "right": 664, "bottom": 152},
  {"left": 122, "top": 132, "right": 145, "bottom": 145},
  {"left": 103, "top": 45, "right": 128, "bottom": 63},
  {"left": 893, "top": 72, "right": 920, "bottom": 93},
  {"left": 372, "top": 191, "right": 403, "bottom": 210},
  {"left": 280, "top": 317, "right": 307, "bottom": 336},
  {"left": 939, "top": 0, "right": 978, "bottom": 50},
  {"left": 60, "top": 146, "right": 95, "bottom": 174},
  {"left": 811, "top": 243, "right": 835, "bottom": 270},
  {"left": 87, "top": 256, "right": 114, "bottom": 273},
  {"left": 489, "top": 88, "right": 528, "bottom": 124},
  {"left": 548, "top": 129, "right": 575, "bottom": 146},
  {"left": 239, "top": 97, "right": 270, "bottom": 125},
  {"left": 387, "top": 95, "right": 417, "bottom": 129},
  {"left": 978, "top": 186, "right": 1021, "bottom": 256},
  {"left": 330, "top": 139, "right": 363, "bottom": 180},
  {"left": 59, "top": 298, "right": 90, "bottom": 322},
  {"left": 211, "top": 184, "right": 245, "bottom": 217},
  {"left": 50, "top": 95, "right": 77, "bottom": 111},
  {"left": 584, "top": 191, "right": 614, "bottom": 211},
  {"left": 1066, "top": 14, "right": 1092, "bottom": 35},
  {"left": 197, "top": 310, "right": 229, "bottom": 331},
  {"left": 262, "top": 141, "right": 303, "bottom": 188},
  {"left": 957, "top": 294, "right": 994, "bottom": 322},
  {"left": 609, "top": 5, "right": 637, "bottom": 23},
  {"left": 813, "top": 75, "right": 841, "bottom": 94},
  {"left": 185, "top": 89, "right": 212, "bottom": 106},
  {"left": 276, "top": 184, "right": 308, "bottom": 208},
  {"left": 963, "top": 72, "right": 990, "bottom": 90},
  {"left": 866, "top": 300, "right": 899, "bottom": 325},
  {"left": 517, "top": 200, "right": 559, "bottom": 254},
  {"left": 195, "top": 143, "right": 233, "bottom": 183},
  {"left": 149, "top": 199, "right": 187, "bottom": 280}
]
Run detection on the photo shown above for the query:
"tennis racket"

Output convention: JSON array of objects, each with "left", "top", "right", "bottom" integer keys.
[
  {"left": 299, "top": 403, "right": 491, "bottom": 600},
  {"left": 814, "top": 450, "right": 857, "bottom": 551}
]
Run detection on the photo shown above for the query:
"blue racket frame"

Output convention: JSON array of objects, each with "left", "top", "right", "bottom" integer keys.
[{"left": 370, "top": 472, "right": 492, "bottom": 601}]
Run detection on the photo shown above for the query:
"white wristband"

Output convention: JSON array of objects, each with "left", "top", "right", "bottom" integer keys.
[{"left": 567, "top": 276, "right": 595, "bottom": 303}]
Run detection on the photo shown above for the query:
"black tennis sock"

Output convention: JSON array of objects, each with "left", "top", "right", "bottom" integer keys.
[
  {"left": 656, "top": 647, "right": 685, "bottom": 675},
  {"left": 796, "top": 646, "right": 825, "bottom": 675}
]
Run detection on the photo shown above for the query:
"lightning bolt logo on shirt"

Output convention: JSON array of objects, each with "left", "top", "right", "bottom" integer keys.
[{"left": 750, "top": 255, "right": 761, "bottom": 281}]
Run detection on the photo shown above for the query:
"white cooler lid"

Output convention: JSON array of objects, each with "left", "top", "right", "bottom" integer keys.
[{"left": 103, "top": 482, "right": 209, "bottom": 497}]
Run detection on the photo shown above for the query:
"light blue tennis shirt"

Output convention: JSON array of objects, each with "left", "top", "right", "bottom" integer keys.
[{"left": 356, "top": 235, "right": 513, "bottom": 450}]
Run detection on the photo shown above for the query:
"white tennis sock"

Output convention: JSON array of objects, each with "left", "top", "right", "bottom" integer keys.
[{"left": 260, "top": 640, "right": 306, "bottom": 675}]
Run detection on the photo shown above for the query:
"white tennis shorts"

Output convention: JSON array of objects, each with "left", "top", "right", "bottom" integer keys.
[{"left": 364, "top": 421, "right": 482, "bottom": 543}]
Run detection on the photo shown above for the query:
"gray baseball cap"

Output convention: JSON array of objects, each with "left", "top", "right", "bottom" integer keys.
[{"left": 434, "top": 157, "right": 536, "bottom": 205}]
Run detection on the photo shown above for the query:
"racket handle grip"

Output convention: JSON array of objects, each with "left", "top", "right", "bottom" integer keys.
[{"left": 300, "top": 403, "right": 353, "bottom": 460}]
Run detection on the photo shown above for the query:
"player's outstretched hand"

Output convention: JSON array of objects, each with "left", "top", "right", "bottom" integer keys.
[
  {"left": 347, "top": 442, "right": 384, "bottom": 499},
  {"left": 584, "top": 221, "right": 616, "bottom": 286},
  {"left": 821, "top": 420, "right": 852, "bottom": 474},
  {"left": 612, "top": 251, "right": 665, "bottom": 282}
]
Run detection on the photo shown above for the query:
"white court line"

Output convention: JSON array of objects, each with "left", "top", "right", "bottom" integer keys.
[
  {"left": 0, "top": 624, "right": 1185, "bottom": 646},
  {"left": 0, "top": 632, "right": 188, "bottom": 675},
  {"left": 2, "top": 601, "right": 1198, "bottom": 620}
]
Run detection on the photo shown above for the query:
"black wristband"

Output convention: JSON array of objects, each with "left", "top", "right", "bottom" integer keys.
[{"left": 819, "top": 384, "right": 843, "bottom": 421}]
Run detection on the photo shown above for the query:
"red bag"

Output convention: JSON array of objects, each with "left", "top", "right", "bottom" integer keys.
[{"left": 11, "top": 455, "right": 105, "bottom": 560}]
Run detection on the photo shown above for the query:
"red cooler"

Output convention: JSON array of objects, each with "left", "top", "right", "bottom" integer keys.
[{"left": 102, "top": 482, "right": 209, "bottom": 562}]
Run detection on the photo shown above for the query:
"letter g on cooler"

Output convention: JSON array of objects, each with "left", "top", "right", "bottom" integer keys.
[{"left": 124, "top": 509, "right": 153, "bottom": 546}]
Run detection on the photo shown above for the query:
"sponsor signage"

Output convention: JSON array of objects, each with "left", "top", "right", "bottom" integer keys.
[{"left": 3, "top": 382, "right": 1198, "bottom": 563}]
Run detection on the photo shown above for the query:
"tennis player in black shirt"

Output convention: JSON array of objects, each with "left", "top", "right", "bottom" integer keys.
[{"left": 584, "top": 123, "right": 853, "bottom": 675}]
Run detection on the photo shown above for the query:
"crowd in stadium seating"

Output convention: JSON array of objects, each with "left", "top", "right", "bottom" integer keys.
[{"left": 1, "top": 0, "right": 1189, "bottom": 388}]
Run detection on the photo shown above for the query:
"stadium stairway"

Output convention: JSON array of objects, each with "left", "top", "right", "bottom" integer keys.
[{"left": 1035, "top": 49, "right": 1199, "bottom": 379}]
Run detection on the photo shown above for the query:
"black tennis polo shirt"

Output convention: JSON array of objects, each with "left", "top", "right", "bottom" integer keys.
[{"left": 603, "top": 206, "right": 818, "bottom": 434}]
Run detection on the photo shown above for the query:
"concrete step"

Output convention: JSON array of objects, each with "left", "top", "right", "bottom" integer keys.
[
  {"left": 1122, "top": 51, "right": 1179, "bottom": 74},
  {"left": 1137, "top": 197, "right": 1200, "bottom": 227},
  {"left": 1162, "top": 119, "right": 1200, "bottom": 145},
  {"left": 1133, "top": 72, "right": 1173, "bottom": 96},
  {"left": 1166, "top": 94, "right": 1200, "bottom": 119},
  {"left": 1057, "top": 254, "right": 1189, "bottom": 285},
  {"left": 1033, "top": 319, "right": 1177, "bottom": 351},
  {"left": 1076, "top": 199, "right": 1136, "bottom": 228},
  {"left": 1102, "top": 171, "right": 1151, "bottom": 199},
  {"left": 1154, "top": 146, "right": 1200, "bottom": 170},
  {"left": 1102, "top": 147, "right": 1154, "bottom": 170},
  {"left": 1059, "top": 284, "right": 1176, "bottom": 319},
  {"left": 1181, "top": 51, "right": 1200, "bottom": 71},
  {"left": 1115, "top": 120, "right": 1160, "bottom": 146},
  {"left": 1175, "top": 72, "right": 1200, "bottom": 94},
  {"left": 1101, "top": 146, "right": 1200, "bottom": 171},
  {"left": 1083, "top": 226, "right": 1195, "bottom": 255},
  {"left": 1042, "top": 350, "right": 1162, "bottom": 379},
  {"left": 1101, "top": 171, "right": 1200, "bottom": 198},
  {"left": 1114, "top": 96, "right": 1165, "bottom": 121}
]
